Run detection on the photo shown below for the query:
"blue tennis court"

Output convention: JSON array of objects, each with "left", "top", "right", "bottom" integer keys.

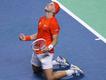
[{"left": 0, "top": 0, "right": 106, "bottom": 80}]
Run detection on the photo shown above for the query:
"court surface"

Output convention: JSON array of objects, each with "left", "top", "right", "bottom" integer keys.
[
  {"left": 59, "top": 0, "right": 106, "bottom": 38},
  {"left": 0, "top": 0, "right": 106, "bottom": 80}
]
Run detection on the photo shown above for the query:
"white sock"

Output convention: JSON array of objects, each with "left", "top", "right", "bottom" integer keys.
[
  {"left": 65, "top": 69, "right": 75, "bottom": 76},
  {"left": 52, "top": 60, "right": 59, "bottom": 65}
]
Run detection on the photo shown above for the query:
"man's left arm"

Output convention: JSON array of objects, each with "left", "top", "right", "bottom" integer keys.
[
  {"left": 42, "top": 34, "right": 59, "bottom": 53},
  {"left": 48, "top": 34, "right": 59, "bottom": 50}
]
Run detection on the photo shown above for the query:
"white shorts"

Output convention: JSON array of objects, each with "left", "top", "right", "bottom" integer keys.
[{"left": 31, "top": 52, "right": 54, "bottom": 69}]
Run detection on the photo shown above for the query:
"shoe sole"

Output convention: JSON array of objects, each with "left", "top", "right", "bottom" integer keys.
[{"left": 71, "top": 64, "right": 84, "bottom": 74}]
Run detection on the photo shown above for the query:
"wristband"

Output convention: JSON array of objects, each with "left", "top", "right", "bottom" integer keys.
[
  {"left": 25, "top": 36, "right": 31, "bottom": 41},
  {"left": 48, "top": 44, "right": 54, "bottom": 50}
]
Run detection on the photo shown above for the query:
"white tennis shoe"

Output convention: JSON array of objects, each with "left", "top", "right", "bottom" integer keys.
[
  {"left": 71, "top": 64, "right": 84, "bottom": 76},
  {"left": 55, "top": 56, "right": 70, "bottom": 66}
]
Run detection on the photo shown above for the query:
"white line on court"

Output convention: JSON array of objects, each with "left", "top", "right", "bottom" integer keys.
[{"left": 52, "top": 0, "right": 106, "bottom": 43}]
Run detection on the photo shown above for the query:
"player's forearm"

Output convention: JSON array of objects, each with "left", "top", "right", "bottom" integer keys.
[
  {"left": 47, "top": 35, "right": 58, "bottom": 51},
  {"left": 23, "top": 33, "right": 37, "bottom": 41},
  {"left": 51, "top": 38, "right": 58, "bottom": 47},
  {"left": 51, "top": 35, "right": 58, "bottom": 46},
  {"left": 48, "top": 34, "right": 58, "bottom": 50},
  {"left": 30, "top": 33, "right": 37, "bottom": 40}
]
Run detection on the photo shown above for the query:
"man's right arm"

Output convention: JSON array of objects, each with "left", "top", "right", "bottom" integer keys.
[
  {"left": 19, "top": 33, "right": 37, "bottom": 41},
  {"left": 30, "top": 33, "right": 37, "bottom": 40}
]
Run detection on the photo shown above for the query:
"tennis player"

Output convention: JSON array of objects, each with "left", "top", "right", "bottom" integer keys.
[{"left": 19, "top": 1, "right": 83, "bottom": 80}]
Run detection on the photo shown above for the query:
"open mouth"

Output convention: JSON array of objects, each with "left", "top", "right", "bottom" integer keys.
[{"left": 44, "top": 8, "right": 52, "bottom": 13}]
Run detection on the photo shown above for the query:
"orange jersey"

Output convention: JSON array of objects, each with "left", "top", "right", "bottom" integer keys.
[{"left": 36, "top": 16, "right": 60, "bottom": 54}]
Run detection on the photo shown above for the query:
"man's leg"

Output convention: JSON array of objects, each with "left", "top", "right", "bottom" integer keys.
[
  {"left": 44, "top": 69, "right": 67, "bottom": 80},
  {"left": 39, "top": 53, "right": 73, "bottom": 80},
  {"left": 31, "top": 53, "right": 83, "bottom": 79},
  {"left": 32, "top": 64, "right": 42, "bottom": 74},
  {"left": 44, "top": 64, "right": 84, "bottom": 80},
  {"left": 31, "top": 53, "right": 42, "bottom": 74},
  {"left": 40, "top": 53, "right": 83, "bottom": 80}
]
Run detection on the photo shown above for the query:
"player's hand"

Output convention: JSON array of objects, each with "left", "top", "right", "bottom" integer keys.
[
  {"left": 19, "top": 33, "right": 25, "bottom": 41},
  {"left": 42, "top": 47, "right": 49, "bottom": 53}
]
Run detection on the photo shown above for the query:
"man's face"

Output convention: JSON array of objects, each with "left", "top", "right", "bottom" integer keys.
[{"left": 45, "top": 2, "right": 55, "bottom": 13}]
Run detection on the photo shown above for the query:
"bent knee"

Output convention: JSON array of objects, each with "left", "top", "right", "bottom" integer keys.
[
  {"left": 46, "top": 77, "right": 54, "bottom": 80},
  {"left": 46, "top": 75, "right": 57, "bottom": 80},
  {"left": 32, "top": 65, "right": 42, "bottom": 73}
]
